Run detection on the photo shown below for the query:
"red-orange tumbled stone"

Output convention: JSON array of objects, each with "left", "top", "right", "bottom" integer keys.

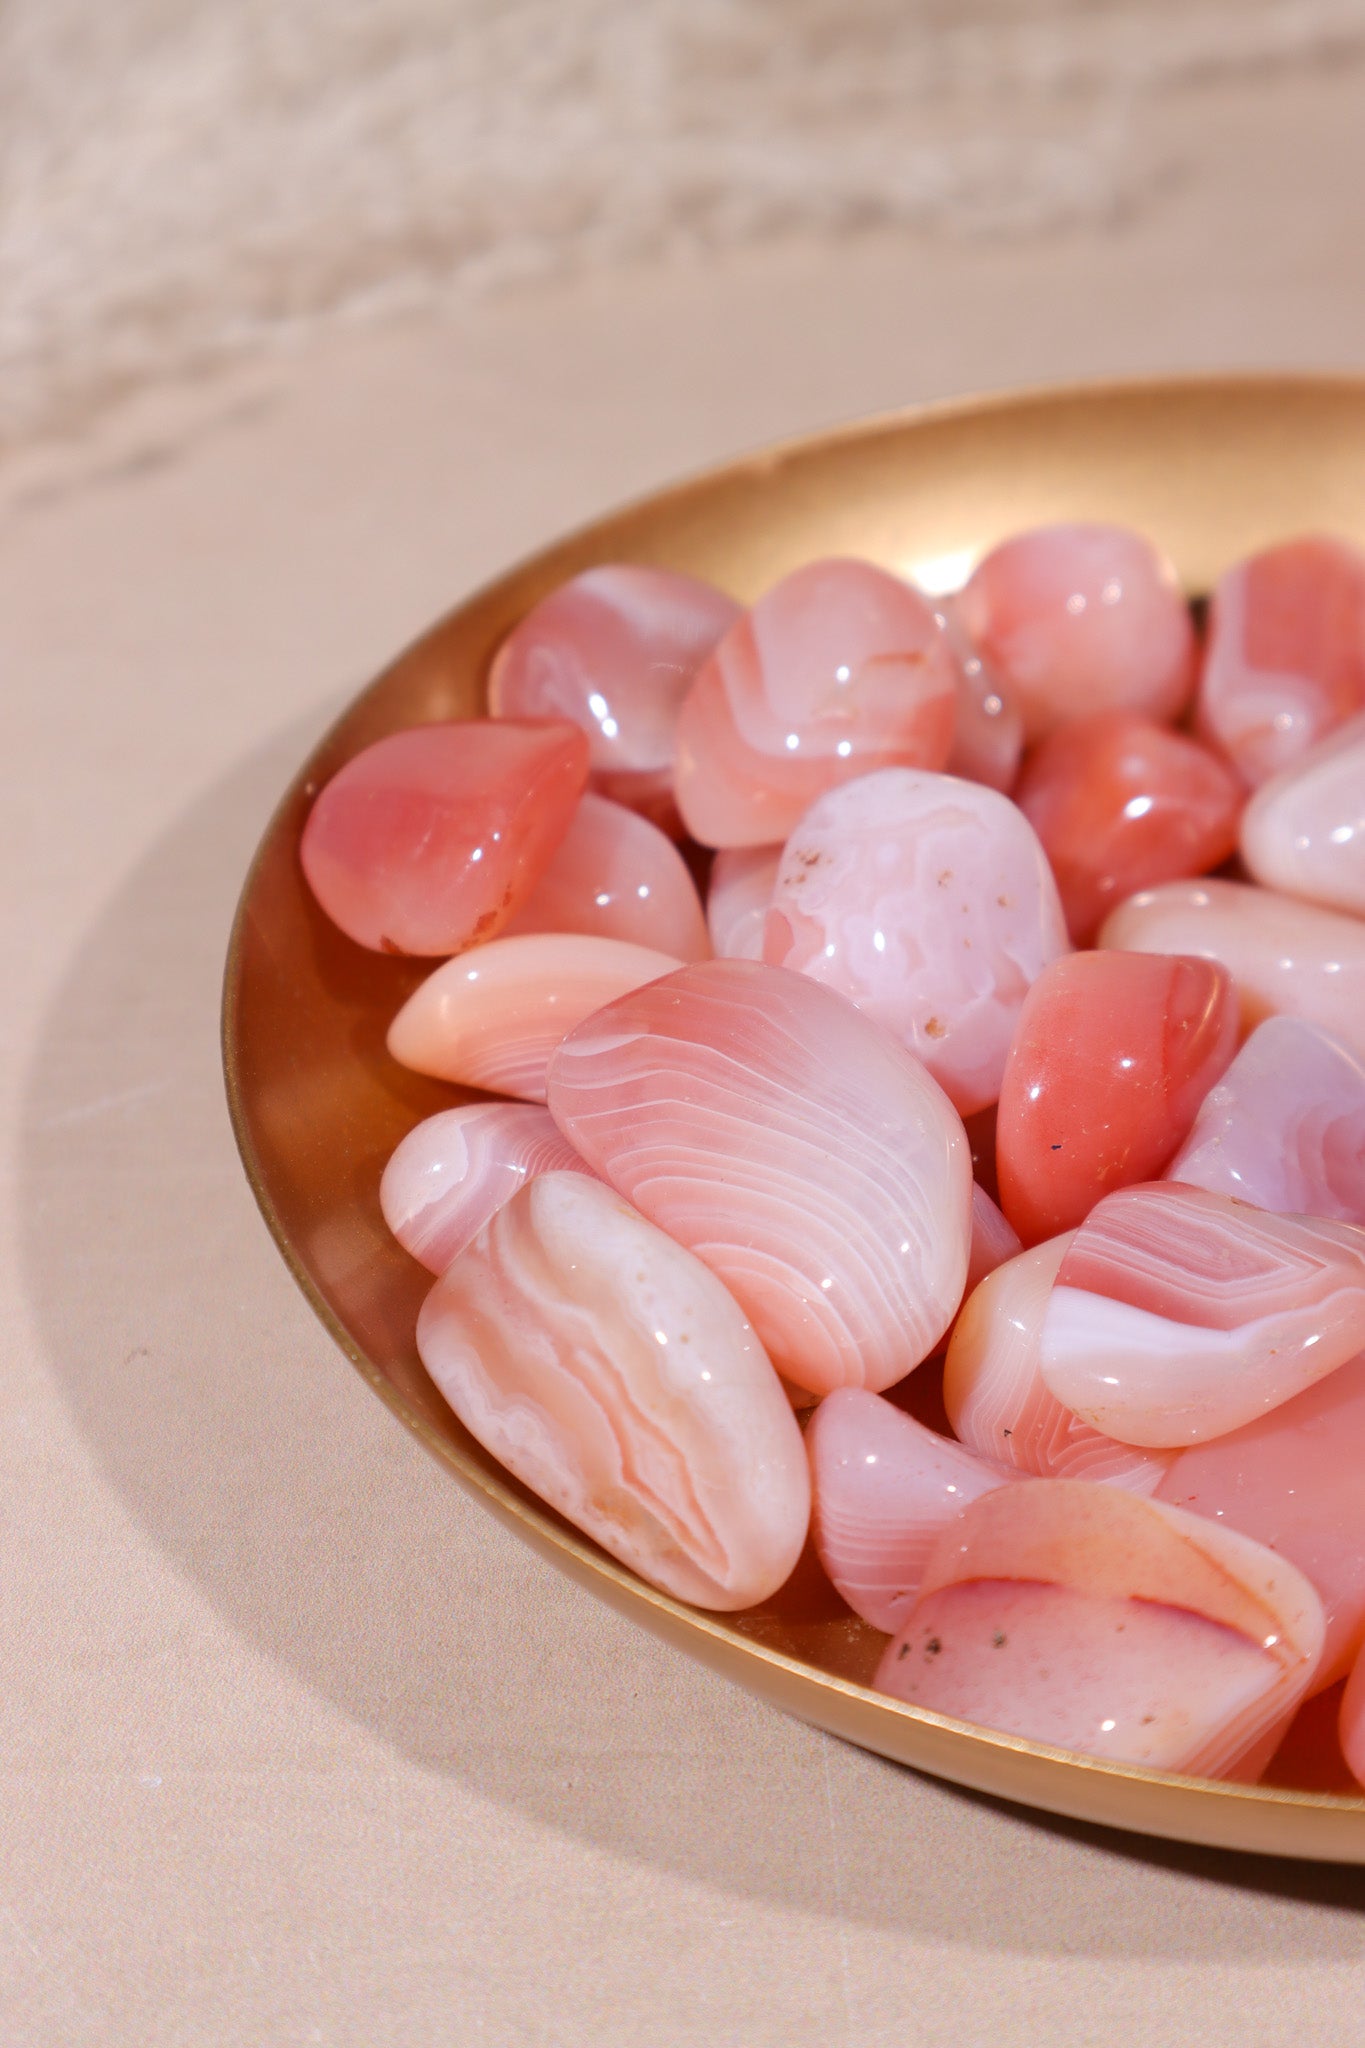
[
  {"left": 996, "top": 951, "right": 1238, "bottom": 1245},
  {"left": 1014, "top": 713, "right": 1244, "bottom": 945}
]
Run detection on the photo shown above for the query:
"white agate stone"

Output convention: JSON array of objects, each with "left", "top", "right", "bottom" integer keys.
[{"left": 1240, "top": 710, "right": 1365, "bottom": 917}]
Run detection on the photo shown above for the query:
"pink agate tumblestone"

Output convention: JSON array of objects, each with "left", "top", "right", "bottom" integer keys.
[
  {"left": 546, "top": 959, "right": 972, "bottom": 1398},
  {"left": 502, "top": 791, "right": 710, "bottom": 960},
  {"left": 874, "top": 1481, "right": 1324, "bottom": 1778},
  {"left": 381, "top": 1103, "right": 590, "bottom": 1273},
  {"left": 943, "top": 1234, "right": 1173, "bottom": 1493},
  {"left": 487, "top": 564, "right": 741, "bottom": 831},
  {"left": 763, "top": 767, "right": 1069, "bottom": 1116},
  {"left": 965, "top": 1184, "right": 1023, "bottom": 1297},
  {"left": 1164, "top": 1015, "right": 1365, "bottom": 1224},
  {"left": 1240, "top": 710, "right": 1365, "bottom": 917},
  {"left": 807, "top": 1389, "right": 1019, "bottom": 1635},
  {"left": 417, "top": 1172, "right": 809, "bottom": 1609},
  {"left": 301, "top": 720, "right": 589, "bottom": 955},
  {"left": 1197, "top": 536, "right": 1365, "bottom": 787},
  {"left": 1040, "top": 1183, "right": 1365, "bottom": 1448},
  {"left": 1099, "top": 878, "right": 1365, "bottom": 1062},
  {"left": 672, "top": 559, "right": 957, "bottom": 848},
  {"left": 937, "top": 598, "right": 1024, "bottom": 793},
  {"left": 706, "top": 845, "right": 781, "bottom": 962},
  {"left": 1158, "top": 1355, "right": 1365, "bottom": 1691},
  {"left": 955, "top": 523, "right": 1196, "bottom": 745},
  {"left": 387, "top": 932, "right": 683, "bottom": 1102}
]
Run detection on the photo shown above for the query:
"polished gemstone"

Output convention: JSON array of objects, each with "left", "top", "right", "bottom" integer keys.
[
  {"left": 1014, "top": 712, "right": 1243, "bottom": 945},
  {"left": 417, "top": 1172, "right": 809, "bottom": 1609},
  {"left": 503, "top": 791, "right": 710, "bottom": 959},
  {"left": 937, "top": 597, "right": 1024, "bottom": 792},
  {"left": 380, "top": 1102, "right": 590, "bottom": 1273},
  {"left": 763, "top": 767, "right": 1069, "bottom": 1115},
  {"left": 1039, "top": 1183, "right": 1365, "bottom": 1447},
  {"left": 966, "top": 1184, "right": 1023, "bottom": 1296},
  {"left": 546, "top": 959, "right": 971, "bottom": 1397},
  {"left": 1240, "top": 709, "right": 1365, "bottom": 915},
  {"left": 706, "top": 844, "right": 781, "bottom": 961},
  {"left": 673, "top": 559, "right": 956, "bottom": 848},
  {"left": 995, "top": 951, "right": 1238, "bottom": 1244},
  {"left": 300, "top": 719, "right": 589, "bottom": 955}
]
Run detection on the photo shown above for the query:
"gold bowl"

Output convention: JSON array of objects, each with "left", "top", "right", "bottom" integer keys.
[{"left": 222, "top": 375, "right": 1365, "bottom": 1862}]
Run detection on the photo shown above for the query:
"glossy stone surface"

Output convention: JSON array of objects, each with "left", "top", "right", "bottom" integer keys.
[
  {"left": 1014, "top": 713, "right": 1244, "bottom": 945},
  {"left": 380, "top": 1103, "right": 590, "bottom": 1273},
  {"left": 955, "top": 523, "right": 1196, "bottom": 744},
  {"left": 763, "top": 768, "right": 1068, "bottom": 1116},
  {"left": 503, "top": 791, "right": 710, "bottom": 959},
  {"left": 1100, "top": 879, "right": 1365, "bottom": 1061},
  {"left": 1339, "top": 1634, "right": 1365, "bottom": 1787},
  {"left": 1165, "top": 1015, "right": 1365, "bottom": 1224},
  {"left": 1240, "top": 710, "right": 1365, "bottom": 915},
  {"left": 487, "top": 565, "right": 741, "bottom": 830},
  {"left": 673, "top": 560, "right": 957, "bottom": 848},
  {"left": 1040, "top": 1183, "right": 1365, "bottom": 1447},
  {"left": 388, "top": 933, "right": 682, "bottom": 1101},
  {"left": 808, "top": 1389, "right": 1018, "bottom": 1635},
  {"left": 417, "top": 1172, "right": 809, "bottom": 1610},
  {"left": 995, "top": 951, "right": 1238, "bottom": 1245},
  {"left": 944, "top": 1234, "right": 1173, "bottom": 1492},
  {"left": 1158, "top": 1354, "right": 1365, "bottom": 1691},
  {"left": 874, "top": 1481, "right": 1324, "bottom": 1778},
  {"left": 706, "top": 845, "right": 781, "bottom": 961},
  {"left": 301, "top": 719, "right": 589, "bottom": 955},
  {"left": 546, "top": 959, "right": 972, "bottom": 1397},
  {"left": 966, "top": 1185, "right": 1023, "bottom": 1296},
  {"left": 1197, "top": 536, "right": 1365, "bottom": 787},
  {"left": 937, "top": 597, "right": 1024, "bottom": 792}
]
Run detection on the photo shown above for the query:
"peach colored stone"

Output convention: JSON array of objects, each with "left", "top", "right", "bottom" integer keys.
[
  {"left": 1240, "top": 709, "right": 1365, "bottom": 915},
  {"left": 417, "top": 1173, "right": 809, "bottom": 1610},
  {"left": 387, "top": 932, "right": 682, "bottom": 1102},
  {"left": 546, "top": 959, "right": 971, "bottom": 1398},
  {"left": 966, "top": 1185, "right": 1023, "bottom": 1296},
  {"left": 1158, "top": 1355, "right": 1365, "bottom": 1691},
  {"left": 502, "top": 791, "right": 710, "bottom": 960},
  {"left": 937, "top": 597, "right": 1024, "bottom": 793},
  {"left": 673, "top": 560, "right": 956, "bottom": 848},
  {"left": 380, "top": 1103, "right": 590, "bottom": 1273},
  {"left": 300, "top": 719, "right": 589, "bottom": 955},
  {"left": 995, "top": 951, "right": 1238, "bottom": 1245},
  {"left": 955, "top": 523, "right": 1196, "bottom": 745},
  {"left": 1099, "top": 878, "right": 1365, "bottom": 1061},
  {"left": 1040, "top": 1183, "right": 1365, "bottom": 1448},
  {"left": 1014, "top": 712, "right": 1244, "bottom": 945},
  {"left": 1197, "top": 536, "right": 1365, "bottom": 787},
  {"left": 706, "top": 845, "right": 781, "bottom": 962},
  {"left": 763, "top": 767, "right": 1069, "bottom": 1116},
  {"left": 1164, "top": 1015, "right": 1365, "bottom": 1224},
  {"left": 943, "top": 1234, "right": 1173, "bottom": 1492},
  {"left": 487, "top": 564, "right": 740, "bottom": 831},
  {"left": 807, "top": 1389, "right": 1019, "bottom": 1635},
  {"left": 873, "top": 1480, "right": 1324, "bottom": 1779}
]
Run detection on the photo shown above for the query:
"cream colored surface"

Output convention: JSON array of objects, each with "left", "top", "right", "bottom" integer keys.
[{"left": 7, "top": 62, "right": 1365, "bottom": 2048}]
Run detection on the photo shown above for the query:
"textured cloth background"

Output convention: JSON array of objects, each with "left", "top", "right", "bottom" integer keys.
[{"left": 6, "top": 0, "right": 1365, "bottom": 447}]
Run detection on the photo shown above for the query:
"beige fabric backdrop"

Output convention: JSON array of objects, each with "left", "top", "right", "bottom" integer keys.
[{"left": 5, "top": 29, "right": 1365, "bottom": 2048}]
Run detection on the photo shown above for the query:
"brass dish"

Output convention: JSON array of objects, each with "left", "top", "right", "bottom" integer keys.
[{"left": 223, "top": 374, "right": 1365, "bottom": 1861}]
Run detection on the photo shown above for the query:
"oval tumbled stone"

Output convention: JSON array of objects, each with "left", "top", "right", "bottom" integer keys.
[
  {"left": 546, "top": 959, "right": 972, "bottom": 1398},
  {"left": 418, "top": 1172, "right": 809, "bottom": 1610}
]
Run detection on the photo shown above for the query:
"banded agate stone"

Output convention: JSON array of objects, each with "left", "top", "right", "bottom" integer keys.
[
  {"left": 388, "top": 933, "right": 682, "bottom": 1101},
  {"left": 1100, "top": 878, "right": 1365, "bottom": 1062},
  {"left": 301, "top": 720, "right": 588, "bottom": 955},
  {"left": 943, "top": 1234, "right": 1172, "bottom": 1492},
  {"left": 546, "top": 959, "right": 971, "bottom": 1397},
  {"left": 381, "top": 1103, "right": 590, "bottom": 1273},
  {"left": 417, "top": 1172, "right": 809, "bottom": 1610},
  {"left": 874, "top": 1481, "right": 1324, "bottom": 1778},
  {"left": 673, "top": 560, "right": 956, "bottom": 848},
  {"left": 1165, "top": 1015, "right": 1365, "bottom": 1224},
  {"left": 995, "top": 951, "right": 1237, "bottom": 1245},
  {"left": 1039, "top": 1183, "right": 1365, "bottom": 1448},
  {"left": 1240, "top": 710, "right": 1365, "bottom": 917},
  {"left": 807, "top": 1389, "right": 1017, "bottom": 1635},
  {"left": 763, "top": 767, "right": 1069, "bottom": 1115},
  {"left": 955, "top": 523, "right": 1196, "bottom": 744},
  {"left": 966, "top": 1185, "right": 1022, "bottom": 1295},
  {"left": 706, "top": 845, "right": 781, "bottom": 962},
  {"left": 503, "top": 791, "right": 710, "bottom": 960},
  {"left": 1197, "top": 536, "right": 1365, "bottom": 787},
  {"left": 487, "top": 564, "right": 740, "bottom": 831},
  {"left": 1014, "top": 713, "right": 1243, "bottom": 945}
]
